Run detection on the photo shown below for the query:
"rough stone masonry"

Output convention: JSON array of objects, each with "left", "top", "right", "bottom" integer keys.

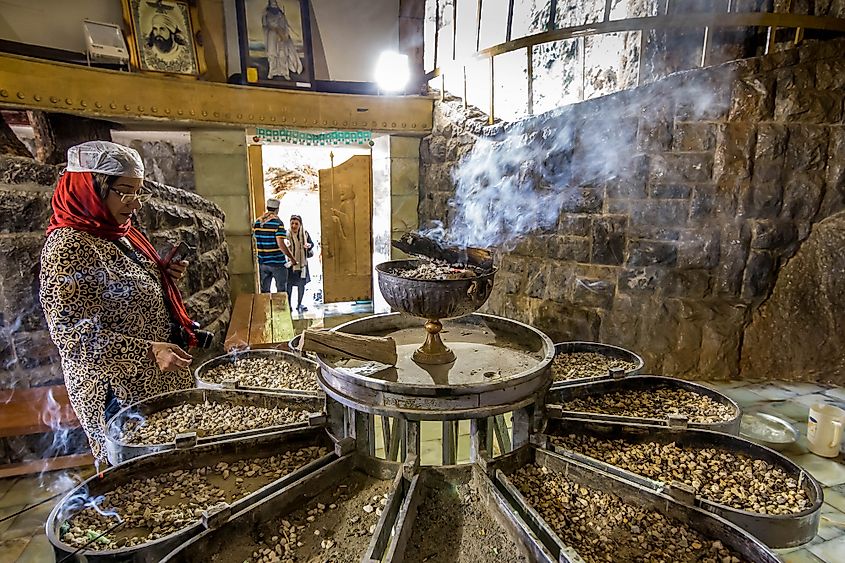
[{"left": 420, "top": 39, "right": 845, "bottom": 384}]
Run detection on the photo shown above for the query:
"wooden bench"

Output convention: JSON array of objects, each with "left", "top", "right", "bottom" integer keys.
[
  {"left": 0, "top": 385, "right": 93, "bottom": 478},
  {"left": 224, "top": 293, "right": 296, "bottom": 352}
]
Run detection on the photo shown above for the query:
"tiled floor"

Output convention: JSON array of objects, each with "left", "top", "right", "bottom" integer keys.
[
  {"left": 1, "top": 380, "right": 844, "bottom": 562},
  {"left": 705, "top": 380, "right": 845, "bottom": 563}
]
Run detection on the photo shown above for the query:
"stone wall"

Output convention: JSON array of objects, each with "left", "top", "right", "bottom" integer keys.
[
  {"left": 112, "top": 132, "right": 195, "bottom": 192},
  {"left": 130, "top": 139, "right": 195, "bottom": 192},
  {"left": 0, "top": 156, "right": 230, "bottom": 463},
  {"left": 12, "top": 128, "right": 196, "bottom": 191},
  {"left": 420, "top": 38, "right": 845, "bottom": 383}
]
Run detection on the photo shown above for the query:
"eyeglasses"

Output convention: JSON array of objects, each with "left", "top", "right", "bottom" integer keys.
[{"left": 110, "top": 188, "right": 153, "bottom": 204}]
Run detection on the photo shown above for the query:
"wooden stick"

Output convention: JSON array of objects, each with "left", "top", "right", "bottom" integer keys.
[
  {"left": 391, "top": 233, "right": 493, "bottom": 270},
  {"left": 299, "top": 329, "right": 398, "bottom": 366}
]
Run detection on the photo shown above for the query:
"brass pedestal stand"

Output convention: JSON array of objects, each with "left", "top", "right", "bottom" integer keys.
[{"left": 412, "top": 319, "right": 456, "bottom": 365}]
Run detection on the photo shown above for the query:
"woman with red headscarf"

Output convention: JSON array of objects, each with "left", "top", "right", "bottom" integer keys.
[{"left": 39, "top": 141, "right": 196, "bottom": 466}]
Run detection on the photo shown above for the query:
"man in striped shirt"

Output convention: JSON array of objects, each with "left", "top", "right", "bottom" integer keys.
[{"left": 253, "top": 198, "right": 297, "bottom": 293}]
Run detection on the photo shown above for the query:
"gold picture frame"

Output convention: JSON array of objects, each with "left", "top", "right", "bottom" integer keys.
[{"left": 121, "top": 0, "right": 206, "bottom": 77}]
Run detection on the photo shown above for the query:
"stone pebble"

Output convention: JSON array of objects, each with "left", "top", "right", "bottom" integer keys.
[
  {"left": 61, "top": 446, "right": 328, "bottom": 551},
  {"left": 119, "top": 401, "right": 311, "bottom": 445},
  {"left": 204, "top": 357, "right": 319, "bottom": 391},
  {"left": 551, "top": 351, "right": 638, "bottom": 381},
  {"left": 246, "top": 482, "right": 389, "bottom": 563},
  {"left": 512, "top": 464, "right": 747, "bottom": 563},
  {"left": 552, "top": 433, "right": 809, "bottom": 515},
  {"left": 559, "top": 386, "right": 736, "bottom": 424}
]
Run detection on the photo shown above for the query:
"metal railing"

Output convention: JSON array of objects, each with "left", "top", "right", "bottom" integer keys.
[{"left": 424, "top": 0, "right": 845, "bottom": 123}]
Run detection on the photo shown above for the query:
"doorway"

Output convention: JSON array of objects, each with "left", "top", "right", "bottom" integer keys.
[{"left": 257, "top": 143, "right": 377, "bottom": 322}]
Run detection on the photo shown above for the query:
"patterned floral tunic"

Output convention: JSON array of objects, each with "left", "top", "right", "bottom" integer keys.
[{"left": 40, "top": 227, "right": 192, "bottom": 465}]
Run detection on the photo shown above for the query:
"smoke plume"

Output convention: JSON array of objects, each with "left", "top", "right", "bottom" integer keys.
[{"left": 423, "top": 66, "right": 732, "bottom": 250}]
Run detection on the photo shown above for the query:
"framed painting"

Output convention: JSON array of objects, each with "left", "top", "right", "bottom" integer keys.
[
  {"left": 121, "top": 0, "right": 205, "bottom": 77},
  {"left": 235, "top": 0, "right": 314, "bottom": 89}
]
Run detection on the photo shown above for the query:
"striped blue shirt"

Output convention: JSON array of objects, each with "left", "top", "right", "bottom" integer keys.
[{"left": 253, "top": 217, "right": 287, "bottom": 265}]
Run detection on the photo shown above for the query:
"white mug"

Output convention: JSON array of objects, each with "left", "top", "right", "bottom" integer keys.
[{"left": 808, "top": 403, "right": 845, "bottom": 457}]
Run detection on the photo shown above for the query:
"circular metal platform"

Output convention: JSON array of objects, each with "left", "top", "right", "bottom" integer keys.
[{"left": 314, "top": 312, "right": 555, "bottom": 420}]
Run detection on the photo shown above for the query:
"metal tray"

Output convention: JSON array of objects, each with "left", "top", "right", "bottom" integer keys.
[
  {"left": 194, "top": 348, "right": 321, "bottom": 395},
  {"left": 104, "top": 388, "right": 326, "bottom": 465},
  {"left": 288, "top": 332, "right": 317, "bottom": 359},
  {"left": 550, "top": 341, "right": 644, "bottom": 389},
  {"left": 488, "top": 445, "right": 779, "bottom": 563},
  {"left": 545, "top": 375, "right": 742, "bottom": 434},
  {"left": 377, "top": 464, "right": 555, "bottom": 562},
  {"left": 160, "top": 454, "right": 402, "bottom": 562},
  {"left": 317, "top": 312, "right": 554, "bottom": 420},
  {"left": 47, "top": 428, "right": 336, "bottom": 563},
  {"left": 539, "top": 418, "right": 823, "bottom": 548}
]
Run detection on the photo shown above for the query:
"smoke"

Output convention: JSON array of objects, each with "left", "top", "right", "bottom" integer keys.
[
  {"left": 57, "top": 480, "right": 122, "bottom": 527},
  {"left": 424, "top": 65, "right": 732, "bottom": 250},
  {"left": 40, "top": 388, "right": 72, "bottom": 458}
]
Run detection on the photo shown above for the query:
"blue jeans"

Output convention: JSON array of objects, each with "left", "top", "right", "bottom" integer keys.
[{"left": 259, "top": 263, "right": 288, "bottom": 293}]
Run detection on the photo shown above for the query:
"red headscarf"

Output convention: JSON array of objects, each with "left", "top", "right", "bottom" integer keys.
[{"left": 47, "top": 171, "right": 198, "bottom": 347}]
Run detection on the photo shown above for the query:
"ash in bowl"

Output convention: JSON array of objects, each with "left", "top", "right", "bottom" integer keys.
[
  {"left": 558, "top": 387, "right": 735, "bottom": 424},
  {"left": 204, "top": 357, "right": 318, "bottom": 392},
  {"left": 512, "top": 464, "right": 748, "bottom": 563},
  {"left": 552, "top": 434, "right": 809, "bottom": 515},
  {"left": 60, "top": 446, "right": 328, "bottom": 551},
  {"left": 552, "top": 352, "right": 638, "bottom": 381},
  {"left": 390, "top": 260, "right": 481, "bottom": 281},
  {"left": 118, "top": 402, "right": 311, "bottom": 445}
]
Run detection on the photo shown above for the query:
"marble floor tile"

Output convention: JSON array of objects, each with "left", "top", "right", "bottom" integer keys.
[
  {"left": 766, "top": 400, "right": 812, "bottom": 423},
  {"left": 780, "top": 548, "right": 826, "bottom": 563},
  {"left": 809, "top": 534, "right": 845, "bottom": 563},
  {"left": 0, "top": 502, "right": 54, "bottom": 541},
  {"left": 824, "top": 488, "right": 845, "bottom": 513},
  {"left": 816, "top": 503, "right": 845, "bottom": 541},
  {"left": 744, "top": 383, "right": 805, "bottom": 401},
  {"left": 721, "top": 388, "right": 767, "bottom": 407},
  {"left": 0, "top": 538, "right": 30, "bottom": 563},
  {"left": 795, "top": 394, "right": 838, "bottom": 409},
  {"left": 0, "top": 505, "right": 26, "bottom": 538},
  {"left": 0, "top": 480, "right": 18, "bottom": 503},
  {"left": 793, "top": 454, "right": 845, "bottom": 486},
  {"left": 778, "top": 383, "right": 833, "bottom": 396},
  {"left": 783, "top": 437, "right": 813, "bottom": 457},
  {"left": 13, "top": 533, "right": 53, "bottom": 563},
  {"left": 0, "top": 478, "right": 57, "bottom": 510},
  {"left": 419, "top": 439, "right": 440, "bottom": 466},
  {"left": 823, "top": 388, "right": 845, "bottom": 402},
  {"left": 456, "top": 433, "right": 471, "bottom": 464},
  {"left": 700, "top": 380, "right": 749, "bottom": 390},
  {"left": 741, "top": 400, "right": 773, "bottom": 415}
]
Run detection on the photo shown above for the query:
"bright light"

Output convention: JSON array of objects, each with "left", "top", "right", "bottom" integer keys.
[{"left": 375, "top": 51, "right": 409, "bottom": 93}]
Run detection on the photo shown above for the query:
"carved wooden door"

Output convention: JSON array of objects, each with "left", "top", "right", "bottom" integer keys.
[{"left": 318, "top": 154, "right": 373, "bottom": 303}]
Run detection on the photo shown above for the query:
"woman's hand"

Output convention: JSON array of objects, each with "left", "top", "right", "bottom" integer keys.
[
  {"left": 166, "top": 260, "right": 188, "bottom": 283},
  {"left": 148, "top": 342, "right": 193, "bottom": 372}
]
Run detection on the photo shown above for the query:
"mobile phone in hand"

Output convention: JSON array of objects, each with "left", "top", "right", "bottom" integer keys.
[{"left": 163, "top": 241, "right": 191, "bottom": 265}]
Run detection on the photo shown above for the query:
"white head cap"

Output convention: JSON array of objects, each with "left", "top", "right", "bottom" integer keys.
[{"left": 66, "top": 141, "right": 145, "bottom": 179}]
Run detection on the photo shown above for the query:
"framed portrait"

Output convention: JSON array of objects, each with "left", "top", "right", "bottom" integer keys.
[
  {"left": 121, "top": 0, "right": 205, "bottom": 77},
  {"left": 236, "top": 0, "right": 314, "bottom": 89}
]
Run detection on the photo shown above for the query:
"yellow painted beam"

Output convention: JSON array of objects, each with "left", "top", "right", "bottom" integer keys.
[{"left": 0, "top": 53, "right": 433, "bottom": 133}]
